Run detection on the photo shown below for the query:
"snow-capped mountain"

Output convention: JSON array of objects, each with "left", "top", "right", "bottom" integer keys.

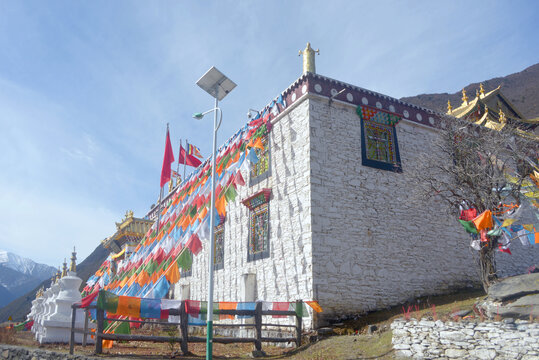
[
  {"left": 0, "top": 251, "right": 57, "bottom": 308},
  {"left": 0, "top": 250, "right": 57, "bottom": 280}
]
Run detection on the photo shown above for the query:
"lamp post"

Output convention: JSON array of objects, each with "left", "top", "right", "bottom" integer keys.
[{"left": 194, "top": 67, "right": 236, "bottom": 360}]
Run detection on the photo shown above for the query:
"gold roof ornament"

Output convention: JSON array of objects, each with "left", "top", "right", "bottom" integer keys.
[
  {"left": 62, "top": 258, "right": 67, "bottom": 277},
  {"left": 499, "top": 108, "right": 506, "bottom": 124},
  {"left": 475, "top": 89, "right": 480, "bottom": 99},
  {"left": 447, "top": 100, "right": 453, "bottom": 114},
  {"left": 479, "top": 83, "right": 485, "bottom": 97},
  {"left": 70, "top": 246, "right": 77, "bottom": 272},
  {"left": 461, "top": 89, "right": 469, "bottom": 105},
  {"left": 168, "top": 178, "right": 174, "bottom": 193},
  {"left": 55, "top": 267, "right": 61, "bottom": 283},
  {"left": 484, "top": 104, "right": 489, "bottom": 114},
  {"left": 299, "top": 42, "right": 319, "bottom": 74}
]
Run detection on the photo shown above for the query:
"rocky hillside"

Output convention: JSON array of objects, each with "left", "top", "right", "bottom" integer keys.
[
  {"left": 0, "top": 243, "right": 109, "bottom": 322},
  {"left": 401, "top": 63, "right": 539, "bottom": 119}
]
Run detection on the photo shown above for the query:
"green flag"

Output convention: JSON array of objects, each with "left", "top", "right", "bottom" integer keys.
[
  {"left": 458, "top": 219, "right": 478, "bottom": 234},
  {"left": 177, "top": 250, "right": 192, "bottom": 271},
  {"left": 97, "top": 290, "right": 119, "bottom": 313}
]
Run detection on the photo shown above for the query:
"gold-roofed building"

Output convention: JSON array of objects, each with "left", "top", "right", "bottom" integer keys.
[
  {"left": 447, "top": 84, "right": 538, "bottom": 136},
  {"left": 101, "top": 210, "right": 153, "bottom": 258}
]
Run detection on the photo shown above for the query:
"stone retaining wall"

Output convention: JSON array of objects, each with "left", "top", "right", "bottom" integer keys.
[
  {"left": 0, "top": 344, "right": 101, "bottom": 360},
  {"left": 391, "top": 318, "right": 539, "bottom": 359}
]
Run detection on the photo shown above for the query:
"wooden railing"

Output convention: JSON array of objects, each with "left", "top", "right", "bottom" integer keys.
[{"left": 70, "top": 300, "right": 304, "bottom": 355}]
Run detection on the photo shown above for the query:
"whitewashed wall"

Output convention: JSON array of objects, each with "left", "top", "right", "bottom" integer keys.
[
  {"left": 173, "top": 98, "right": 315, "bottom": 327},
  {"left": 308, "top": 96, "right": 480, "bottom": 321}
]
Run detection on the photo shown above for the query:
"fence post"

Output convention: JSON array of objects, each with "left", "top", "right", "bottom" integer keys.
[
  {"left": 179, "top": 300, "right": 189, "bottom": 355},
  {"left": 69, "top": 304, "right": 77, "bottom": 355},
  {"left": 95, "top": 307, "right": 104, "bottom": 354},
  {"left": 254, "top": 301, "right": 262, "bottom": 351},
  {"left": 295, "top": 300, "right": 302, "bottom": 348},
  {"left": 82, "top": 308, "right": 89, "bottom": 347}
]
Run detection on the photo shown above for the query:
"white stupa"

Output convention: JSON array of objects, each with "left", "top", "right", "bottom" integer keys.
[{"left": 39, "top": 248, "right": 95, "bottom": 344}]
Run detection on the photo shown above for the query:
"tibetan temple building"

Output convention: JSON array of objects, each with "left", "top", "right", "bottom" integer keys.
[
  {"left": 447, "top": 84, "right": 538, "bottom": 135},
  {"left": 87, "top": 44, "right": 539, "bottom": 328}
]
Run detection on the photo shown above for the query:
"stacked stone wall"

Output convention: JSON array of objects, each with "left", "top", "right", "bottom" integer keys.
[
  {"left": 0, "top": 345, "right": 100, "bottom": 360},
  {"left": 391, "top": 318, "right": 539, "bottom": 359}
]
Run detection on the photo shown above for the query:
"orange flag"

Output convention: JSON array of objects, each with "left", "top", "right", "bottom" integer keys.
[
  {"left": 137, "top": 270, "right": 149, "bottom": 286},
  {"left": 165, "top": 262, "right": 180, "bottom": 284},
  {"left": 253, "top": 137, "right": 264, "bottom": 150},
  {"left": 305, "top": 301, "right": 323, "bottom": 313},
  {"left": 215, "top": 195, "right": 227, "bottom": 217},
  {"left": 219, "top": 302, "right": 237, "bottom": 320},
  {"left": 115, "top": 296, "right": 141, "bottom": 318},
  {"left": 472, "top": 210, "right": 493, "bottom": 231}
]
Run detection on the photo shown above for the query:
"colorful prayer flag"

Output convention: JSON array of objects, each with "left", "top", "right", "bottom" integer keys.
[{"left": 473, "top": 210, "right": 494, "bottom": 231}]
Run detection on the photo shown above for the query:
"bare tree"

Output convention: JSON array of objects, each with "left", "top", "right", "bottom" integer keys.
[{"left": 412, "top": 115, "right": 538, "bottom": 291}]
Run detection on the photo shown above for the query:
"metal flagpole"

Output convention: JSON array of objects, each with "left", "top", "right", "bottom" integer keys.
[
  {"left": 156, "top": 124, "right": 168, "bottom": 233},
  {"left": 183, "top": 139, "right": 187, "bottom": 181},
  {"left": 176, "top": 139, "right": 182, "bottom": 186}
]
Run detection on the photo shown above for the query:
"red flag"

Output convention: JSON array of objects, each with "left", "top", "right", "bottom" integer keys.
[
  {"left": 186, "top": 233, "right": 202, "bottom": 255},
  {"left": 178, "top": 146, "right": 202, "bottom": 168},
  {"left": 160, "top": 127, "right": 175, "bottom": 187}
]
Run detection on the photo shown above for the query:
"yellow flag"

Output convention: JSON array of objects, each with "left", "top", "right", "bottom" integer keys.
[{"left": 501, "top": 218, "right": 517, "bottom": 227}]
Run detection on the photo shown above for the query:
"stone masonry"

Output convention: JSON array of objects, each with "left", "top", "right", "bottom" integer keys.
[{"left": 391, "top": 318, "right": 539, "bottom": 359}]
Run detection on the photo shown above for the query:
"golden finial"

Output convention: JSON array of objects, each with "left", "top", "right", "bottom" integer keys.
[
  {"left": 461, "top": 89, "right": 468, "bottom": 105},
  {"left": 124, "top": 210, "right": 134, "bottom": 220},
  {"left": 447, "top": 100, "right": 453, "bottom": 114},
  {"left": 168, "top": 178, "right": 174, "bottom": 192},
  {"left": 479, "top": 83, "right": 485, "bottom": 97},
  {"left": 298, "top": 42, "right": 319, "bottom": 74},
  {"left": 62, "top": 258, "right": 67, "bottom": 277},
  {"left": 475, "top": 89, "right": 480, "bottom": 99},
  {"left": 70, "top": 246, "right": 77, "bottom": 272},
  {"left": 55, "top": 267, "right": 61, "bottom": 283},
  {"left": 484, "top": 104, "right": 489, "bottom": 114},
  {"left": 499, "top": 108, "right": 506, "bottom": 124}
]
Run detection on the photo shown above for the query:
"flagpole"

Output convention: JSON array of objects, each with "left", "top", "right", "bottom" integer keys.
[
  {"left": 176, "top": 139, "right": 182, "bottom": 186},
  {"left": 156, "top": 123, "right": 169, "bottom": 233},
  {"left": 183, "top": 139, "right": 188, "bottom": 181}
]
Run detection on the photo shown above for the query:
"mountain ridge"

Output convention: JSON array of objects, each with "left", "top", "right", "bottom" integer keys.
[{"left": 401, "top": 62, "right": 539, "bottom": 120}]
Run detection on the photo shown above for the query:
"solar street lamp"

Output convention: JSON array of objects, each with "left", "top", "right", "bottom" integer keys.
[{"left": 194, "top": 66, "right": 236, "bottom": 360}]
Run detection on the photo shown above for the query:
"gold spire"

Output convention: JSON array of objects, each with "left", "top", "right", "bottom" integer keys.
[
  {"left": 499, "top": 108, "right": 506, "bottom": 124},
  {"left": 447, "top": 100, "right": 453, "bottom": 114},
  {"left": 70, "top": 246, "right": 77, "bottom": 272},
  {"left": 55, "top": 267, "right": 61, "bottom": 283},
  {"left": 484, "top": 104, "right": 489, "bottom": 114},
  {"left": 62, "top": 258, "right": 67, "bottom": 277},
  {"left": 479, "top": 83, "right": 485, "bottom": 97},
  {"left": 475, "top": 89, "right": 480, "bottom": 99},
  {"left": 461, "top": 89, "right": 469, "bottom": 105},
  {"left": 298, "top": 42, "right": 319, "bottom": 74},
  {"left": 168, "top": 178, "right": 174, "bottom": 192}
]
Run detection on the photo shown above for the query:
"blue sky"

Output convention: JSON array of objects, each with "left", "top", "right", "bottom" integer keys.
[{"left": 0, "top": 0, "right": 538, "bottom": 266}]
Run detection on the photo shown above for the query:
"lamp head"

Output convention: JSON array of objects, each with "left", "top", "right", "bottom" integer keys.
[{"left": 193, "top": 112, "right": 204, "bottom": 120}]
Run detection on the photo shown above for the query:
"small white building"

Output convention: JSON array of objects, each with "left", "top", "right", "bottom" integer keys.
[{"left": 163, "top": 50, "right": 539, "bottom": 327}]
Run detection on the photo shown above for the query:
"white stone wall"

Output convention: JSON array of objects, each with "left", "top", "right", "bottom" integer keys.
[
  {"left": 174, "top": 98, "right": 315, "bottom": 326},
  {"left": 391, "top": 318, "right": 539, "bottom": 359},
  {"left": 308, "top": 96, "right": 480, "bottom": 320}
]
